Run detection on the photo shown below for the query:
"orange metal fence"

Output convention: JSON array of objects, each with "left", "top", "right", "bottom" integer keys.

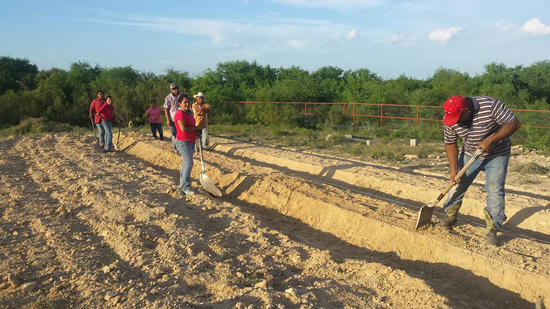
[{"left": 226, "top": 101, "right": 550, "bottom": 129}]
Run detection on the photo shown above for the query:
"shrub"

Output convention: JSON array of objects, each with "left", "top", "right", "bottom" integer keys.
[{"left": 0, "top": 117, "right": 72, "bottom": 136}]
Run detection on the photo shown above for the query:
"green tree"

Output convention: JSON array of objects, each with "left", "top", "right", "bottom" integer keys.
[{"left": 0, "top": 56, "right": 38, "bottom": 94}]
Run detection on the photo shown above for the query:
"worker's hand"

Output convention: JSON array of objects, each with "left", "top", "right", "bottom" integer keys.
[
  {"left": 89, "top": 113, "right": 93, "bottom": 119},
  {"left": 450, "top": 169, "right": 459, "bottom": 184},
  {"left": 478, "top": 139, "right": 493, "bottom": 153},
  {"left": 166, "top": 119, "right": 170, "bottom": 126},
  {"left": 196, "top": 125, "right": 205, "bottom": 131}
]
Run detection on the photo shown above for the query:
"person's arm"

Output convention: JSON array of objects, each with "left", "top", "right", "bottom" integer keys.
[
  {"left": 163, "top": 96, "right": 171, "bottom": 126},
  {"left": 202, "top": 103, "right": 211, "bottom": 113},
  {"left": 177, "top": 117, "right": 204, "bottom": 132},
  {"left": 192, "top": 103, "right": 201, "bottom": 115},
  {"left": 97, "top": 103, "right": 106, "bottom": 114},
  {"left": 445, "top": 143, "right": 459, "bottom": 184},
  {"left": 164, "top": 108, "right": 170, "bottom": 126},
  {"left": 96, "top": 104, "right": 107, "bottom": 121},
  {"left": 478, "top": 119, "right": 521, "bottom": 153},
  {"left": 89, "top": 101, "right": 95, "bottom": 119}
]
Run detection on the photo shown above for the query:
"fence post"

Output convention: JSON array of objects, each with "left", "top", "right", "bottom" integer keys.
[
  {"left": 416, "top": 105, "right": 420, "bottom": 126},
  {"left": 342, "top": 103, "right": 346, "bottom": 126},
  {"left": 352, "top": 104, "right": 356, "bottom": 123},
  {"left": 380, "top": 105, "right": 384, "bottom": 126}
]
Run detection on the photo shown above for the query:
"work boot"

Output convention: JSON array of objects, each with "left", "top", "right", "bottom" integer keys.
[
  {"left": 439, "top": 203, "right": 462, "bottom": 227},
  {"left": 484, "top": 209, "right": 499, "bottom": 247}
]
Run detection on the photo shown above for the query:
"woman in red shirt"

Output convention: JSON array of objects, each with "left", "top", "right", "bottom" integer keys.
[
  {"left": 174, "top": 94, "right": 204, "bottom": 195},
  {"left": 146, "top": 100, "right": 163, "bottom": 140},
  {"left": 96, "top": 96, "right": 115, "bottom": 152}
]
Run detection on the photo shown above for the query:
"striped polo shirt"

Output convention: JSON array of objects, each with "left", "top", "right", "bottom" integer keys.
[{"left": 443, "top": 96, "right": 517, "bottom": 160}]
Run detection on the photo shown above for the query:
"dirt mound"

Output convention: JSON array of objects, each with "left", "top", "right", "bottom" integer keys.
[{"left": 1, "top": 133, "right": 548, "bottom": 308}]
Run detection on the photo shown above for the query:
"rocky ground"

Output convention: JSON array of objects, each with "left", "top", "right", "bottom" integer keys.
[{"left": 0, "top": 133, "right": 548, "bottom": 308}]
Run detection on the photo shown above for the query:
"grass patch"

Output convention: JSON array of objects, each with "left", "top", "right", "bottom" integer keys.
[
  {"left": 210, "top": 123, "right": 446, "bottom": 162},
  {"left": 513, "top": 162, "right": 550, "bottom": 175},
  {"left": 0, "top": 117, "right": 75, "bottom": 137}
]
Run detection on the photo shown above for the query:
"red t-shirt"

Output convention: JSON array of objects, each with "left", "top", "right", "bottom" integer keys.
[
  {"left": 97, "top": 103, "right": 114, "bottom": 122},
  {"left": 173, "top": 109, "right": 196, "bottom": 142},
  {"left": 89, "top": 98, "right": 106, "bottom": 123},
  {"left": 146, "top": 106, "right": 162, "bottom": 124}
]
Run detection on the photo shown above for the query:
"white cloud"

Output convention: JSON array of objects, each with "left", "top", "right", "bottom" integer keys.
[
  {"left": 522, "top": 18, "right": 550, "bottom": 35},
  {"left": 286, "top": 40, "right": 305, "bottom": 48},
  {"left": 389, "top": 33, "right": 406, "bottom": 43},
  {"left": 495, "top": 22, "right": 519, "bottom": 32},
  {"left": 428, "top": 27, "right": 462, "bottom": 43},
  {"left": 271, "top": 0, "right": 379, "bottom": 9},
  {"left": 83, "top": 16, "right": 246, "bottom": 43},
  {"left": 83, "top": 13, "right": 363, "bottom": 52}
]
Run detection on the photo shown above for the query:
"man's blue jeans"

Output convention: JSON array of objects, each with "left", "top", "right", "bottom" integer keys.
[
  {"left": 169, "top": 119, "right": 177, "bottom": 150},
  {"left": 95, "top": 122, "right": 105, "bottom": 144},
  {"left": 443, "top": 153, "right": 510, "bottom": 229},
  {"left": 175, "top": 140, "right": 195, "bottom": 192},
  {"left": 100, "top": 121, "right": 113, "bottom": 151}
]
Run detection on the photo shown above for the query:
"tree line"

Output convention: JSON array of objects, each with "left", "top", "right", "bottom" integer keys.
[{"left": 1, "top": 56, "right": 549, "bottom": 130}]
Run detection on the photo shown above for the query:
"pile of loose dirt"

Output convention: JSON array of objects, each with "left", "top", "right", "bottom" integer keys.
[{"left": 1, "top": 133, "right": 548, "bottom": 308}]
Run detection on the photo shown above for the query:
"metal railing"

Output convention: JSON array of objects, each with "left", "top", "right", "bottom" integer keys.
[{"left": 226, "top": 101, "right": 550, "bottom": 129}]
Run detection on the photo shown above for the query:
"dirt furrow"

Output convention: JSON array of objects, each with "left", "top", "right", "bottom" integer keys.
[
  {"left": 2, "top": 135, "right": 460, "bottom": 308},
  {"left": 116, "top": 133, "right": 548, "bottom": 308}
]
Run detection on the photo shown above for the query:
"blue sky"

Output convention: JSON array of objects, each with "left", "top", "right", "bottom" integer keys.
[{"left": 1, "top": 0, "right": 549, "bottom": 79}]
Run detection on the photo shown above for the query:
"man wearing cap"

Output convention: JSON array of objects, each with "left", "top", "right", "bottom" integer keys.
[
  {"left": 89, "top": 90, "right": 106, "bottom": 147},
  {"left": 164, "top": 83, "right": 181, "bottom": 150},
  {"left": 192, "top": 92, "right": 211, "bottom": 149},
  {"left": 441, "top": 95, "right": 521, "bottom": 246}
]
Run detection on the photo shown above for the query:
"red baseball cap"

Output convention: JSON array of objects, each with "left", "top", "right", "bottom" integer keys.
[{"left": 443, "top": 95, "right": 467, "bottom": 126}]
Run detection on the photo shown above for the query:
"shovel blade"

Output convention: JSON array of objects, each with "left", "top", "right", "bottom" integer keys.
[
  {"left": 415, "top": 204, "right": 435, "bottom": 230},
  {"left": 199, "top": 173, "right": 222, "bottom": 197}
]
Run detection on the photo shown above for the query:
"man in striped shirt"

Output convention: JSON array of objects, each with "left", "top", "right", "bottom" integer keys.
[{"left": 441, "top": 95, "right": 521, "bottom": 246}]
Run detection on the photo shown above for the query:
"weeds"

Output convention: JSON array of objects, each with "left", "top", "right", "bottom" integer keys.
[
  {"left": 210, "top": 123, "right": 446, "bottom": 161},
  {"left": 513, "top": 162, "right": 550, "bottom": 175},
  {"left": 0, "top": 118, "right": 73, "bottom": 137}
]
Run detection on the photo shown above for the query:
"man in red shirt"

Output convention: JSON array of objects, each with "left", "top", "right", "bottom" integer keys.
[{"left": 89, "top": 90, "right": 106, "bottom": 147}]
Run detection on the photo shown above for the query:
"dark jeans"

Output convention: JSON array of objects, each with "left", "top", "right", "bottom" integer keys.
[
  {"left": 169, "top": 119, "right": 177, "bottom": 149},
  {"left": 150, "top": 123, "right": 163, "bottom": 140}
]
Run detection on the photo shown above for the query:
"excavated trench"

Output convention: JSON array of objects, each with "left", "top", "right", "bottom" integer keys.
[{"left": 117, "top": 133, "right": 550, "bottom": 308}]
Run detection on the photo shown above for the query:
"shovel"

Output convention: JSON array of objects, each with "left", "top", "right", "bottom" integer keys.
[
  {"left": 415, "top": 147, "right": 483, "bottom": 230},
  {"left": 91, "top": 118, "right": 98, "bottom": 142},
  {"left": 197, "top": 136, "right": 222, "bottom": 197},
  {"left": 114, "top": 125, "right": 122, "bottom": 150}
]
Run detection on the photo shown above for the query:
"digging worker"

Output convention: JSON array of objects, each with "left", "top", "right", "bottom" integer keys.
[
  {"left": 89, "top": 90, "right": 107, "bottom": 147},
  {"left": 164, "top": 82, "right": 181, "bottom": 152},
  {"left": 441, "top": 95, "right": 521, "bottom": 246},
  {"left": 192, "top": 92, "right": 211, "bottom": 149}
]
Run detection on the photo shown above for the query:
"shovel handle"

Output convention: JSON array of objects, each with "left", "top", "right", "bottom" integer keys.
[
  {"left": 197, "top": 136, "right": 206, "bottom": 173},
  {"left": 91, "top": 118, "right": 98, "bottom": 142},
  {"left": 116, "top": 126, "right": 121, "bottom": 144},
  {"left": 434, "top": 147, "right": 483, "bottom": 204}
]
